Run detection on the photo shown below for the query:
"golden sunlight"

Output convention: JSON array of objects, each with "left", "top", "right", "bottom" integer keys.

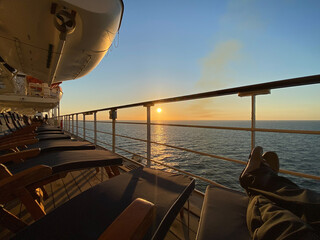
[{"left": 157, "top": 108, "right": 162, "bottom": 113}]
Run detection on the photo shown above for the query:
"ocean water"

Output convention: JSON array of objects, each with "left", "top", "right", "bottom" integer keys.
[{"left": 75, "top": 120, "right": 320, "bottom": 193}]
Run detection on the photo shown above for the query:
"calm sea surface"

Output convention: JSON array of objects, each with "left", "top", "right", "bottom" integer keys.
[{"left": 78, "top": 120, "right": 320, "bottom": 193}]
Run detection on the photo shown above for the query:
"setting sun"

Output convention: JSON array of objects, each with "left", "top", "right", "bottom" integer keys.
[{"left": 157, "top": 108, "right": 162, "bottom": 113}]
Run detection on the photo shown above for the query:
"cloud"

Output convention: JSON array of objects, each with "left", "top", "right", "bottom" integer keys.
[
  {"left": 183, "top": 40, "right": 242, "bottom": 119},
  {"left": 197, "top": 40, "right": 242, "bottom": 90}
]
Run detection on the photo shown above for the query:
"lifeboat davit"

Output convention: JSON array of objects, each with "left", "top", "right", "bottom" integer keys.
[{"left": 0, "top": 0, "right": 124, "bottom": 85}]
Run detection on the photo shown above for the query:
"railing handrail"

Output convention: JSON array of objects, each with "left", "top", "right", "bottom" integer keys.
[{"left": 61, "top": 74, "right": 320, "bottom": 116}]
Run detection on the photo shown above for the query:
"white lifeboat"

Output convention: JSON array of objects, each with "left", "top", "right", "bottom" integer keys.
[{"left": 0, "top": 0, "right": 124, "bottom": 85}]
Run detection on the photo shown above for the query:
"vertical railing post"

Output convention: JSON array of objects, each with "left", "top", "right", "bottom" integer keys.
[
  {"left": 68, "top": 115, "right": 71, "bottom": 132},
  {"left": 83, "top": 114, "right": 86, "bottom": 140},
  {"left": 94, "top": 112, "right": 97, "bottom": 146},
  {"left": 72, "top": 114, "right": 74, "bottom": 135},
  {"left": 144, "top": 103, "right": 154, "bottom": 167},
  {"left": 239, "top": 89, "right": 270, "bottom": 151},
  {"left": 76, "top": 114, "right": 78, "bottom": 137},
  {"left": 251, "top": 95, "right": 256, "bottom": 150},
  {"left": 62, "top": 116, "right": 65, "bottom": 130},
  {"left": 109, "top": 109, "right": 117, "bottom": 153}
]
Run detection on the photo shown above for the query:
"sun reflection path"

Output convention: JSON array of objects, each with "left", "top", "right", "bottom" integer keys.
[{"left": 152, "top": 125, "right": 176, "bottom": 169}]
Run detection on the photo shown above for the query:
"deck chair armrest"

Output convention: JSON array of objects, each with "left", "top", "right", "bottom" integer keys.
[
  {"left": 98, "top": 198, "right": 156, "bottom": 240},
  {"left": 0, "top": 139, "right": 38, "bottom": 151},
  {"left": 0, "top": 165, "right": 52, "bottom": 203},
  {"left": 0, "top": 148, "right": 41, "bottom": 164}
]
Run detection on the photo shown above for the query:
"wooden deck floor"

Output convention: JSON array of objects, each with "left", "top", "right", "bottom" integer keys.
[{"left": 0, "top": 162, "right": 201, "bottom": 240}]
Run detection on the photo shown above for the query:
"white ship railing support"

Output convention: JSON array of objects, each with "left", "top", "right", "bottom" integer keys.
[
  {"left": 83, "top": 114, "right": 86, "bottom": 140},
  {"left": 76, "top": 114, "right": 78, "bottom": 137},
  {"left": 71, "top": 114, "right": 74, "bottom": 135},
  {"left": 251, "top": 95, "right": 255, "bottom": 149},
  {"left": 238, "top": 89, "right": 270, "bottom": 149},
  {"left": 94, "top": 112, "right": 97, "bottom": 146},
  {"left": 109, "top": 109, "right": 117, "bottom": 153},
  {"left": 144, "top": 103, "right": 154, "bottom": 167}
]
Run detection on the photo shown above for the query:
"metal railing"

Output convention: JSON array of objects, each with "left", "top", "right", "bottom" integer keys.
[{"left": 58, "top": 75, "right": 320, "bottom": 187}]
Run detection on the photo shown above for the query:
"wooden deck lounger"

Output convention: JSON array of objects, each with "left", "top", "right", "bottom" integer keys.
[
  {"left": 9, "top": 113, "right": 61, "bottom": 131},
  {"left": 0, "top": 149, "right": 122, "bottom": 220},
  {"left": 5, "top": 149, "right": 122, "bottom": 175},
  {"left": 0, "top": 113, "right": 69, "bottom": 141},
  {"left": 34, "top": 125, "right": 63, "bottom": 132},
  {"left": 196, "top": 185, "right": 250, "bottom": 240},
  {"left": 1, "top": 197, "right": 155, "bottom": 240},
  {"left": 7, "top": 112, "right": 63, "bottom": 135},
  {"left": 5, "top": 167, "right": 194, "bottom": 240},
  {"left": 25, "top": 139, "right": 96, "bottom": 152},
  {"left": 0, "top": 138, "right": 95, "bottom": 153}
]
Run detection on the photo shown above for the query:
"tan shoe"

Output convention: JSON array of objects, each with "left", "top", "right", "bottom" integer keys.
[{"left": 240, "top": 146, "right": 263, "bottom": 180}]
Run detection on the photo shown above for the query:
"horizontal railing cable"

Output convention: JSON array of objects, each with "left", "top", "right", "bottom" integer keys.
[{"left": 86, "top": 121, "right": 320, "bottom": 135}]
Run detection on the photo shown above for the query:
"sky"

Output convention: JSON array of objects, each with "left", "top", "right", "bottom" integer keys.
[{"left": 60, "top": 0, "right": 320, "bottom": 121}]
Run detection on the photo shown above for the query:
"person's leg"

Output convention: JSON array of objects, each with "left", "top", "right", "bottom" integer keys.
[
  {"left": 240, "top": 146, "right": 320, "bottom": 232},
  {"left": 247, "top": 194, "right": 319, "bottom": 239},
  {"left": 239, "top": 147, "right": 300, "bottom": 196}
]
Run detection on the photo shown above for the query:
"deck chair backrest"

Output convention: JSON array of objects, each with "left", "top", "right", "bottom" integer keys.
[
  {"left": 0, "top": 114, "right": 12, "bottom": 136},
  {"left": 8, "top": 112, "right": 21, "bottom": 130},
  {"left": 10, "top": 112, "right": 20, "bottom": 129},
  {"left": 16, "top": 114, "right": 26, "bottom": 128},
  {"left": 22, "top": 115, "right": 31, "bottom": 126},
  {"left": 1, "top": 113, "right": 16, "bottom": 132}
]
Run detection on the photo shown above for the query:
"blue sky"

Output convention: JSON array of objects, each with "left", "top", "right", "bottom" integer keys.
[{"left": 60, "top": 0, "right": 320, "bottom": 120}]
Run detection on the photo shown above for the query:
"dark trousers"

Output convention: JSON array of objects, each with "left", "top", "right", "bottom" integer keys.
[{"left": 241, "top": 165, "right": 320, "bottom": 239}]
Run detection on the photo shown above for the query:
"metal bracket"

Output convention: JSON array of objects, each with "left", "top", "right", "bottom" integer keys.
[
  {"left": 143, "top": 103, "right": 154, "bottom": 107},
  {"left": 84, "top": 111, "right": 95, "bottom": 116},
  {"left": 238, "top": 89, "right": 271, "bottom": 97},
  {"left": 109, "top": 109, "right": 117, "bottom": 120}
]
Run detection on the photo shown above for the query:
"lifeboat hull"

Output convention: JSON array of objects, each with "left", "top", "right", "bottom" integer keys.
[{"left": 0, "top": 0, "right": 124, "bottom": 84}]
